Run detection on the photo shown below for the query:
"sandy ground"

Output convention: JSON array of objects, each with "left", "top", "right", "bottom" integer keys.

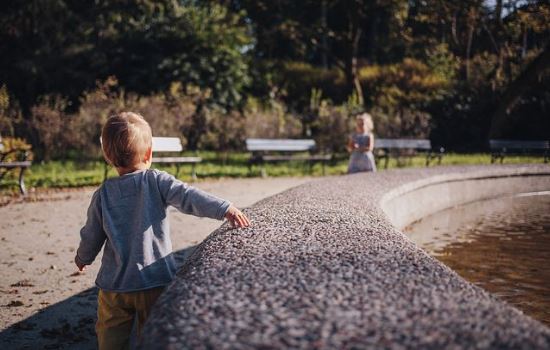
[{"left": 0, "top": 177, "right": 310, "bottom": 349}]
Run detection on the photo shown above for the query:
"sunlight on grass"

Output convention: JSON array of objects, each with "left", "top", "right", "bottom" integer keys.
[{"left": 0, "top": 152, "right": 546, "bottom": 194}]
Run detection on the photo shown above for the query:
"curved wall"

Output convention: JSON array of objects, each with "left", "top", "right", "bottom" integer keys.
[
  {"left": 140, "top": 165, "right": 550, "bottom": 349},
  {"left": 382, "top": 173, "right": 550, "bottom": 229}
]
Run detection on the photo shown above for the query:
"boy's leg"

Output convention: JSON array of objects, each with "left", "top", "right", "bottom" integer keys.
[
  {"left": 96, "top": 290, "right": 134, "bottom": 350},
  {"left": 134, "top": 287, "right": 165, "bottom": 338}
]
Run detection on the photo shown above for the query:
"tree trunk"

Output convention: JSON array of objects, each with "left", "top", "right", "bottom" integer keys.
[
  {"left": 185, "top": 102, "right": 207, "bottom": 151},
  {"left": 465, "top": 11, "right": 475, "bottom": 81},
  {"left": 321, "top": 0, "right": 328, "bottom": 69},
  {"left": 345, "top": 6, "right": 364, "bottom": 106},
  {"left": 495, "top": 0, "right": 503, "bottom": 28},
  {"left": 489, "top": 44, "right": 550, "bottom": 138}
]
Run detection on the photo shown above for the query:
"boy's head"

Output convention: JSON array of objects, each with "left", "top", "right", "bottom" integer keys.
[{"left": 101, "top": 112, "right": 152, "bottom": 169}]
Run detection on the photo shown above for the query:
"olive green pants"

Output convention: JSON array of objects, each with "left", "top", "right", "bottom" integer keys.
[{"left": 96, "top": 287, "right": 164, "bottom": 350}]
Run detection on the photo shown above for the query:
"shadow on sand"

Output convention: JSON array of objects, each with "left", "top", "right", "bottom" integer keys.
[{"left": 0, "top": 246, "right": 197, "bottom": 350}]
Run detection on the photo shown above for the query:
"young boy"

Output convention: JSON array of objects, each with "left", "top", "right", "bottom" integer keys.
[{"left": 74, "top": 112, "right": 250, "bottom": 349}]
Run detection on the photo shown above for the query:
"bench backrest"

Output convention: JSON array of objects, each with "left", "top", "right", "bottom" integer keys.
[
  {"left": 100, "top": 136, "right": 183, "bottom": 153},
  {"left": 152, "top": 137, "right": 183, "bottom": 152},
  {"left": 246, "top": 138, "right": 316, "bottom": 152},
  {"left": 489, "top": 139, "right": 549, "bottom": 150},
  {"left": 375, "top": 138, "right": 432, "bottom": 150}
]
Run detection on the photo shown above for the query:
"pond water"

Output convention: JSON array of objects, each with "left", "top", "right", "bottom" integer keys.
[{"left": 403, "top": 191, "right": 550, "bottom": 327}]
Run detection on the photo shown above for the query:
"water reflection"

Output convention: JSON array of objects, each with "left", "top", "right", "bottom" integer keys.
[{"left": 403, "top": 192, "right": 550, "bottom": 326}]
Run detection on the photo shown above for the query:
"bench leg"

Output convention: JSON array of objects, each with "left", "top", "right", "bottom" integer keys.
[
  {"left": 18, "top": 167, "right": 27, "bottom": 195},
  {"left": 175, "top": 164, "right": 181, "bottom": 178},
  {"left": 322, "top": 161, "right": 326, "bottom": 176},
  {"left": 191, "top": 164, "right": 197, "bottom": 181},
  {"left": 261, "top": 166, "right": 267, "bottom": 178}
]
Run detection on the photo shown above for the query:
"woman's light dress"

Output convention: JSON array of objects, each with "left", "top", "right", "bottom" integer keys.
[{"left": 348, "top": 133, "right": 377, "bottom": 173}]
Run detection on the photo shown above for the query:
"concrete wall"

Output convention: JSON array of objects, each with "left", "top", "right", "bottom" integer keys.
[
  {"left": 140, "top": 165, "right": 550, "bottom": 349},
  {"left": 381, "top": 173, "right": 550, "bottom": 229}
]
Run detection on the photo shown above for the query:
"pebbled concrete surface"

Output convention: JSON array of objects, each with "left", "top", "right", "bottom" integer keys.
[{"left": 140, "top": 165, "right": 550, "bottom": 349}]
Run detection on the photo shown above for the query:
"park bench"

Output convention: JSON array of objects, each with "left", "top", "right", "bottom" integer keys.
[
  {"left": 0, "top": 137, "right": 32, "bottom": 195},
  {"left": 489, "top": 139, "right": 549, "bottom": 163},
  {"left": 246, "top": 138, "right": 332, "bottom": 177},
  {"left": 373, "top": 138, "right": 445, "bottom": 169},
  {"left": 103, "top": 137, "right": 202, "bottom": 180}
]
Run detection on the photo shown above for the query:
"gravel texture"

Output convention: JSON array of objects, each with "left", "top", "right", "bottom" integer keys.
[{"left": 140, "top": 165, "right": 550, "bottom": 349}]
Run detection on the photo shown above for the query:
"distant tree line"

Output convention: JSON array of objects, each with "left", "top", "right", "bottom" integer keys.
[{"left": 0, "top": 0, "right": 548, "bottom": 159}]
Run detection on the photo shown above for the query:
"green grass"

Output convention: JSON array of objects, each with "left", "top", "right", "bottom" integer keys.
[{"left": 0, "top": 152, "right": 546, "bottom": 194}]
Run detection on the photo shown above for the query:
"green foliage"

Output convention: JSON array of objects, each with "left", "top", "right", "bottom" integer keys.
[
  {"left": 360, "top": 58, "right": 452, "bottom": 138},
  {"left": 0, "top": 137, "right": 33, "bottom": 162},
  {"left": 0, "top": 85, "right": 22, "bottom": 136},
  {"left": 1, "top": 0, "right": 549, "bottom": 156},
  {"left": 276, "top": 62, "right": 346, "bottom": 109}
]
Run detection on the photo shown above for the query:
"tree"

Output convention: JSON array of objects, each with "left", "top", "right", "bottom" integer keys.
[
  {"left": 227, "top": 0, "right": 407, "bottom": 106},
  {"left": 0, "top": 1, "right": 252, "bottom": 150},
  {"left": 489, "top": 44, "right": 550, "bottom": 138}
]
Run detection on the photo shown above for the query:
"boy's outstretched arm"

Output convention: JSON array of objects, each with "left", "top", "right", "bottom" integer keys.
[
  {"left": 75, "top": 191, "right": 106, "bottom": 271},
  {"left": 158, "top": 172, "right": 228, "bottom": 217}
]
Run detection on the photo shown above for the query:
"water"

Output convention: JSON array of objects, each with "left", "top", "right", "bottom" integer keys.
[{"left": 403, "top": 192, "right": 550, "bottom": 326}]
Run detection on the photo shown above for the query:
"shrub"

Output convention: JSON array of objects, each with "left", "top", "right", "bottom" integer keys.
[
  {"left": 30, "top": 95, "right": 70, "bottom": 160},
  {"left": 0, "top": 136, "right": 33, "bottom": 162},
  {"left": 0, "top": 85, "right": 23, "bottom": 137},
  {"left": 244, "top": 97, "right": 302, "bottom": 139}
]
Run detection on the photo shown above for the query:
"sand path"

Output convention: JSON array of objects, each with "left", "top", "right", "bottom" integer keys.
[{"left": 0, "top": 177, "right": 310, "bottom": 349}]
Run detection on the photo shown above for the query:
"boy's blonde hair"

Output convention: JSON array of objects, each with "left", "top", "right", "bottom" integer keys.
[{"left": 101, "top": 112, "right": 152, "bottom": 168}]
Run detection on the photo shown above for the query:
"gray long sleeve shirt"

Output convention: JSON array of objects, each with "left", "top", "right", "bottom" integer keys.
[{"left": 75, "top": 169, "right": 230, "bottom": 292}]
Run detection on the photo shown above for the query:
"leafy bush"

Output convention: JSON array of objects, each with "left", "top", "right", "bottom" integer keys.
[
  {"left": 0, "top": 85, "right": 22, "bottom": 137},
  {"left": 243, "top": 97, "right": 302, "bottom": 139},
  {"left": 0, "top": 136, "right": 33, "bottom": 162},
  {"left": 277, "top": 62, "right": 347, "bottom": 109},
  {"left": 360, "top": 58, "right": 453, "bottom": 138}
]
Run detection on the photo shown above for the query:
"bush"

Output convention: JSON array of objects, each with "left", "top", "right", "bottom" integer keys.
[
  {"left": 0, "top": 85, "right": 23, "bottom": 137},
  {"left": 243, "top": 97, "right": 302, "bottom": 139},
  {"left": 0, "top": 136, "right": 33, "bottom": 162},
  {"left": 360, "top": 58, "right": 452, "bottom": 138},
  {"left": 30, "top": 95, "right": 71, "bottom": 160}
]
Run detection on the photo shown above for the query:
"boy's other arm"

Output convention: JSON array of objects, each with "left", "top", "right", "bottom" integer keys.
[
  {"left": 75, "top": 191, "right": 106, "bottom": 270},
  {"left": 157, "top": 171, "right": 231, "bottom": 220}
]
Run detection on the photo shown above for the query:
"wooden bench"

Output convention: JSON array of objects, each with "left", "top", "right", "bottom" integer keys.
[
  {"left": 246, "top": 138, "right": 332, "bottom": 177},
  {"left": 374, "top": 138, "right": 445, "bottom": 169},
  {"left": 103, "top": 137, "right": 202, "bottom": 180},
  {"left": 489, "top": 139, "right": 549, "bottom": 163},
  {"left": 0, "top": 138, "right": 32, "bottom": 195}
]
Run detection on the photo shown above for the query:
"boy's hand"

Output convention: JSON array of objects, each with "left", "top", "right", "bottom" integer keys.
[
  {"left": 225, "top": 205, "right": 250, "bottom": 228},
  {"left": 74, "top": 256, "right": 87, "bottom": 272}
]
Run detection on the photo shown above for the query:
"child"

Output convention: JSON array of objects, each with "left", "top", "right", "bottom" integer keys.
[
  {"left": 347, "top": 112, "right": 377, "bottom": 173},
  {"left": 74, "top": 112, "right": 250, "bottom": 349}
]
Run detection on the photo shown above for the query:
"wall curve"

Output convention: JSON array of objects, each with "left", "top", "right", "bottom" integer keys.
[
  {"left": 140, "top": 165, "right": 550, "bottom": 349},
  {"left": 381, "top": 173, "right": 550, "bottom": 229}
]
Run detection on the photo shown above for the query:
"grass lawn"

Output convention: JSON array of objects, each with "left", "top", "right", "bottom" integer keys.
[{"left": 0, "top": 152, "right": 546, "bottom": 194}]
